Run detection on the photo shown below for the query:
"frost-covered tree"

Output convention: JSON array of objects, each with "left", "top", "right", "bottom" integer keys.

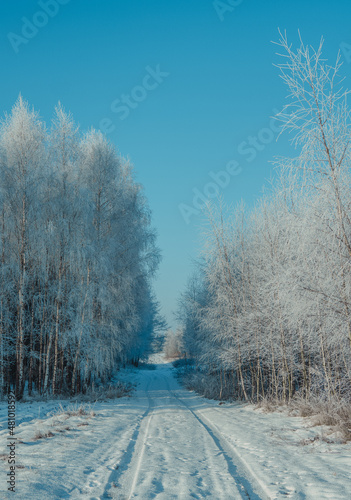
[
  {"left": 0, "top": 97, "right": 162, "bottom": 398},
  {"left": 163, "top": 328, "right": 184, "bottom": 359},
  {"left": 178, "top": 35, "right": 351, "bottom": 404},
  {"left": 0, "top": 97, "right": 46, "bottom": 398}
]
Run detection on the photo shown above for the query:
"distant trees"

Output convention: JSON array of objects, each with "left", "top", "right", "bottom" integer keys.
[
  {"left": 0, "top": 97, "right": 161, "bottom": 398},
  {"left": 178, "top": 35, "right": 351, "bottom": 403},
  {"left": 163, "top": 328, "right": 184, "bottom": 359}
]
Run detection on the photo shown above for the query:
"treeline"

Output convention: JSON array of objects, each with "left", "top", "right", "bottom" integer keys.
[
  {"left": 0, "top": 97, "right": 161, "bottom": 398},
  {"left": 178, "top": 35, "right": 351, "bottom": 403}
]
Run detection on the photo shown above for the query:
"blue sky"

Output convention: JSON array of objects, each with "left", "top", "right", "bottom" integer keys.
[{"left": 1, "top": 0, "right": 351, "bottom": 328}]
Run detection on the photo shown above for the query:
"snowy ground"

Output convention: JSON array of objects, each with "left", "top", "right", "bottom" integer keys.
[{"left": 1, "top": 355, "right": 351, "bottom": 499}]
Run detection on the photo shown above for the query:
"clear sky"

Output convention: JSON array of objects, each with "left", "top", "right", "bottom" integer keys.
[{"left": 1, "top": 0, "right": 351, "bottom": 328}]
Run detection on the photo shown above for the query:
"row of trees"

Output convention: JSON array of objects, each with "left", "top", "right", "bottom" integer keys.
[
  {"left": 0, "top": 97, "right": 162, "bottom": 398},
  {"left": 178, "top": 35, "right": 351, "bottom": 403}
]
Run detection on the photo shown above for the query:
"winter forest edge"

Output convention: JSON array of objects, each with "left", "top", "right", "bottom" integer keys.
[
  {"left": 0, "top": 96, "right": 164, "bottom": 399},
  {"left": 173, "top": 34, "right": 351, "bottom": 436}
]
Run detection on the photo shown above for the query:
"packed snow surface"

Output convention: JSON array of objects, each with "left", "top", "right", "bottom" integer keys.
[{"left": 1, "top": 356, "right": 350, "bottom": 499}]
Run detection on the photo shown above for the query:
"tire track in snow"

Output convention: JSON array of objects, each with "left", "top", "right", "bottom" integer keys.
[
  {"left": 126, "top": 405, "right": 154, "bottom": 499},
  {"left": 159, "top": 378, "right": 244, "bottom": 499},
  {"left": 194, "top": 410, "right": 275, "bottom": 500},
  {"left": 100, "top": 375, "right": 155, "bottom": 499},
  {"left": 75, "top": 376, "right": 154, "bottom": 499},
  {"left": 165, "top": 376, "right": 272, "bottom": 500}
]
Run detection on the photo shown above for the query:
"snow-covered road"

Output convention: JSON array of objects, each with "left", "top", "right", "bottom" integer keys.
[
  {"left": 1, "top": 359, "right": 351, "bottom": 499},
  {"left": 113, "top": 365, "right": 261, "bottom": 499}
]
